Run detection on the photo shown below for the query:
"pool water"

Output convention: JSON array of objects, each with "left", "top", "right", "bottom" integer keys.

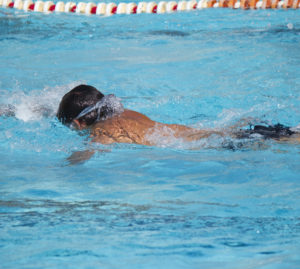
[{"left": 1, "top": 6, "right": 300, "bottom": 269}]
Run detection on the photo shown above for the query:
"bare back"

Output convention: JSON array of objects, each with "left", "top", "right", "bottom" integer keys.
[
  {"left": 90, "top": 109, "right": 214, "bottom": 145},
  {"left": 91, "top": 110, "right": 156, "bottom": 145}
]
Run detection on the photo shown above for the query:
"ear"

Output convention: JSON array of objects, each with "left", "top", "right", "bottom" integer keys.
[{"left": 73, "top": 119, "right": 87, "bottom": 130}]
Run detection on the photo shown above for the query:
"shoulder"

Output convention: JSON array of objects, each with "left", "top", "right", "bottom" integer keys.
[
  {"left": 90, "top": 123, "right": 115, "bottom": 144},
  {"left": 90, "top": 119, "right": 114, "bottom": 143},
  {"left": 121, "top": 109, "right": 153, "bottom": 121}
]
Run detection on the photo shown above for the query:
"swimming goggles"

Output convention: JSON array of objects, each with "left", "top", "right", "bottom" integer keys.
[{"left": 75, "top": 94, "right": 124, "bottom": 121}]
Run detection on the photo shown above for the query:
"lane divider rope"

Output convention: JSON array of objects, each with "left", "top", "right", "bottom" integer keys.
[{"left": 1, "top": 0, "right": 299, "bottom": 16}]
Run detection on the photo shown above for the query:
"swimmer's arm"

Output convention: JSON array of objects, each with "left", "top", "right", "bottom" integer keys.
[
  {"left": 184, "top": 129, "right": 225, "bottom": 141},
  {"left": 166, "top": 123, "right": 225, "bottom": 141},
  {"left": 67, "top": 150, "right": 95, "bottom": 165},
  {"left": 67, "top": 129, "right": 116, "bottom": 165},
  {"left": 278, "top": 133, "right": 300, "bottom": 144},
  {"left": 293, "top": 135, "right": 300, "bottom": 144},
  {"left": 67, "top": 126, "right": 114, "bottom": 165},
  {"left": 67, "top": 148, "right": 110, "bottom": 165}
]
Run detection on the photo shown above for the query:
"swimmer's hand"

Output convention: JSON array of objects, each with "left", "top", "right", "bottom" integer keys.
[{"left": 67, "top": 150, "right": 95, "bottom": 165}]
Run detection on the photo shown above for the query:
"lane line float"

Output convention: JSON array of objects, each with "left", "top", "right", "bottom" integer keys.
[{"left": 1, "top": 0, "right": 299, "bottom": 16}]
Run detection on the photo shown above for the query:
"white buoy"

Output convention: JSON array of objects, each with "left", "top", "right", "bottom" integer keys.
[
  {"left": 14, "top": 0, "right": 24, "bottom": 9},
  {"left": 177, "top": 1, "right": 187, "bottom": 10},
  {"left": 43, "top": 1, "right": 54, "bottom": 12},
  {"left": 116, "top": 2, "right": 127, "bottom": 14},
  {"left": 96, "top": 3, "right": 106, "bottom": 15},
  {"left": 76, "top": 2, "right": 86, "bottom": 13},
  {"left": 23, "top": 0, "right": 33, "bottom": 11},
  {"left": 106, "top": 2, "right": 117, "bottom": 15},
  {"left": 126, "top": 2, "right": 137, "bottom": 13},
  {"left": 166, "top": 1, "right": 177, "bottom": 12},
  {"left": 137, "top": 1, "right": 147, "bottom": 12},
  {"left": 34, "top": 1, "right": 44, "bottom": 11},
  {"left": 64, "top": 1, "right": 76, "bottom": 12},
  {"left": 234, "top": 1, "right": 240, "bottom": 8},
  {"left": 2, "top": 0, "right": 13, "bottom": 7},
  {"left": 197, "top": 0, "right": 208, "bottom": 9},
  {"left": 54, "top": 1, "right": 64, "bottom": 12},
  {"left": 146, "top": 1, "right": 157, "bottom": 13},
  {"left": 157, "top": 1, "right": 167, "bottom": 13},
  {"left": 187, "top": 0, "right": 197, "bottom": 9},
  {"left": 85, "top": 2, "right": 96, "bottom": 14},
  {"left": 278, "top": 0, "right": 284, "bottom": 7},
  {"left": 256, "top": 0, "right": 263, "bottom": 7}
]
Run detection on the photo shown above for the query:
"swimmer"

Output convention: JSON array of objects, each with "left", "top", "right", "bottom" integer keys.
[
  {"left": 57, "top": 84, "right": 300, "bottom": 147},
  {"left": 57, "top": 84, "right": 225, "bottom": 146}
]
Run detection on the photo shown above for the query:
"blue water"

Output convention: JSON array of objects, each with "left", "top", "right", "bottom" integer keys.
[{"left": 1, "top": 6, "right": 300, "bottom": 269}]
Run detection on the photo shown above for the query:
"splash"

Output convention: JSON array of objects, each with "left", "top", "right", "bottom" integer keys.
[
  {"left": 145, "top": 123, "right": 231, "bottom": 150},
  {"left": 144, "top": 119, "right": 274, "bottom": 151},
  {"left": 0, "top": 81, "right": 83, "bottom": 122},
  {"left": 145, "top": 124, "right": 185, "bottom": 148}
]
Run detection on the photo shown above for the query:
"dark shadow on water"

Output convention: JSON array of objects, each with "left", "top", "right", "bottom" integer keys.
[
  {"left": 259, "top": 251, "right": 281, "bottom": 255},
  {"left": 148, "top": 30, "right": 190, "bottom": 37}
]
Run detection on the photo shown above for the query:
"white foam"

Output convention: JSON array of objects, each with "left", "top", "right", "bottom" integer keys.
[
  {"left": 290, "top": 124, "right": 300, "bottom": 133},
  {"left": 145, "top": 124, "right": 183, "bottom": 148},
  {"left": 2, "top": 81, "right": 84, "bottom": 122},
  {"left": 145, "top": 123, "right": 227, "bottom": 150},
  {"left": 15, "top": 103, "right": 35, "bottom": 122}
]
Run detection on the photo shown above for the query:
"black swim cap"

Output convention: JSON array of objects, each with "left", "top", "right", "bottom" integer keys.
[{"left": 57, "top": 84, "right": 104, "bottom": 125}]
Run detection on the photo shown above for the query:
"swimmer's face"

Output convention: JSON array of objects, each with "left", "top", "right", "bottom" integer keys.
[{"left": 72, "top": 119, "right": 87, "bottom": 130}]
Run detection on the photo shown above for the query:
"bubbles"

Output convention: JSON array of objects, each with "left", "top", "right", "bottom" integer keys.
[{"left": 287, "top": 23, "right": 293, "bottom": 30}]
